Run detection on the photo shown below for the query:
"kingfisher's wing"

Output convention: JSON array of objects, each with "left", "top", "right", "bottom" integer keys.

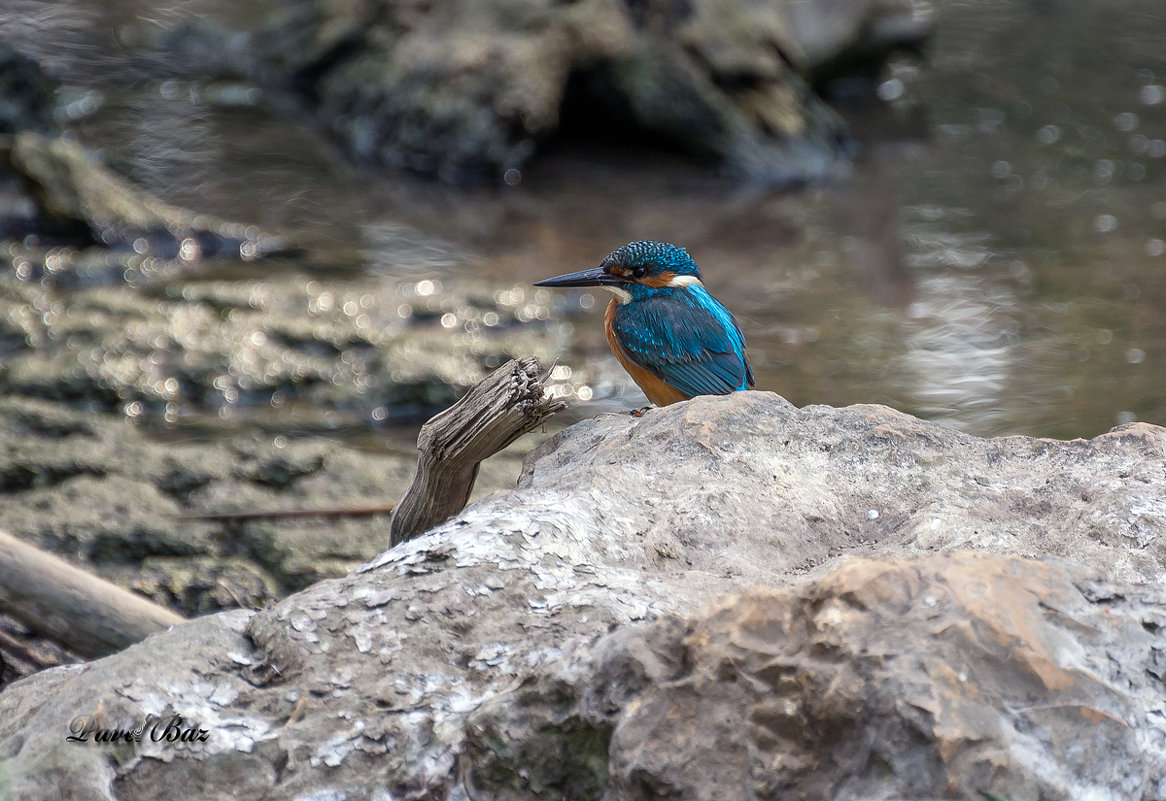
[{"left": 612, "top": 288, "right": 754, "bottom": 397}]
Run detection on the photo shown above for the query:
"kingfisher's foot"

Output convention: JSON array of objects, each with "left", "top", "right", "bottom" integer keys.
[{"left": 629, "top": 405, "right": 652, "bottom": 418}]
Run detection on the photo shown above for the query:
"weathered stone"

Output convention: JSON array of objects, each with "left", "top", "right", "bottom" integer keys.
[
  {"left": 472, "top": 552, "right": 1166, "bottom": 800},
  {"left": 517, "top": 394, "right": 1165, "bottom": 583},
  {"left": 0, "top": 392, "right": 1161, "bottom": 800}
]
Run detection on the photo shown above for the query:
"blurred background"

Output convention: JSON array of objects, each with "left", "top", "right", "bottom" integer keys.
[{"left": 1, "top": 0, "right": 1164, "bottom": 444}]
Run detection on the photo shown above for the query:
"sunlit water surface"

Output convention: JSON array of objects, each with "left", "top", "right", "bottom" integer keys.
[{"left": 2, "top": 0, "right": 1164, "bottom": 442}]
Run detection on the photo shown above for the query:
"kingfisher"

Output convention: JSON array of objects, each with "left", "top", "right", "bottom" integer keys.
[{"left": 535, "top": 240, "right": 754, "bottom": 406}]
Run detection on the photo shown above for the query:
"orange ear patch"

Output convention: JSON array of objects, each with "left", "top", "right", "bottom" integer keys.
[
  {"left": 638, "top": 271, "right": 703, "bottom": 289},
  {"left": 639, "top": 270, "right": 676, "bottom": 289}
]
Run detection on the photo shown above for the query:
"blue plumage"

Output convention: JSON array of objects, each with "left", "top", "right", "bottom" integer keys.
[
  {"left": 536, "top": 241, "right": 755, "bottom": 405},
  {"left": 611, "top": 283, "right": 753, "bottom": 396}
]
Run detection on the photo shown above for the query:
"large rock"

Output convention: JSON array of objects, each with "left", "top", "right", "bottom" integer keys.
[
  {"left": 473, "top": 553, "right": 1166, "bottom": 801},
  {"left": 247, "top": 0, "right": 930, "bottom": 184},
  {"left": 0, "top": 392, "right": 1163, "bottom": 799}
]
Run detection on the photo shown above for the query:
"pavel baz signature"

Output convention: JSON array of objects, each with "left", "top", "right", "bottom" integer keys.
[{"left": 67, "top": 713, "right": 210, "bottom": 745}]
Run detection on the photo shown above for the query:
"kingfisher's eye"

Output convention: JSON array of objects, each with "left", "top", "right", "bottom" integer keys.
[{"left": 632, "top": 266, "right": 648, "bottom": 279}]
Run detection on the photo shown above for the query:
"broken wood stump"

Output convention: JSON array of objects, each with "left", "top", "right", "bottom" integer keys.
[{"left": 391, "top": 356, "right": 565, "bottom": 545}]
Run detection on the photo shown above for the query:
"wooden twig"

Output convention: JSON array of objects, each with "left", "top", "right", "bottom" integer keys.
[
  {"left": 390, "top": 357, "right": 565, "bottom": 545},
  {"left": 177, "top": 504, "right": 396, "bottom": 523},
  {"left": 0, "top": 625, "right": 66, "bottom": 672},
  {"left": 0, "top": 529, "right": 185, "bottom": 659}
]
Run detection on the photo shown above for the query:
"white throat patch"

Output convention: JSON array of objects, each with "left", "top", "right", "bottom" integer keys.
[{"left": 603, "top": 285, "right": 633, "bottom": 304}]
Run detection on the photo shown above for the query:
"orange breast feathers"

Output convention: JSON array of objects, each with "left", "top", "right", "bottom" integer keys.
[{"left": 603, "top": 298, "right": 690, "bottom": 406}]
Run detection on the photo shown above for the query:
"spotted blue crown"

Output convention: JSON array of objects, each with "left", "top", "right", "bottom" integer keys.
[{"left": 601, "top": 240, "right": 704, "bottom": 280}]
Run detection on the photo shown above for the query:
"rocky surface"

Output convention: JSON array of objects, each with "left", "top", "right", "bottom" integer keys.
[
  {"left": 476, "top": 552, "right": 1166, "bottom": 800},
  {"left": 0, "top": 395, "right": 537, "bottom": 617},
  {"left": 0, "top": 45, "right": 289, "bottom": 270},
  {"left": 244, "top": 0, "right": 930, "bottom": 184},
  {"left": 3, "top": 131, "right": 290, "bottom": 262},
  {"left": 0, "top": 392, "right": 1162, "bottom": 800},
  {"left": 0, "top": 263, "right": 566, "bottom": 423}
]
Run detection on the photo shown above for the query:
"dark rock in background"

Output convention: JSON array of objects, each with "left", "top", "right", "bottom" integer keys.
[
  {"left": 0, "top": 41, "right": 57, "bottom": 136},
  {"left": 0, "top": 42, "right": 291, "bottom": 269},
  {"left": 0, "top": 393, "right": 1161, "bottom": 800},
  {"left": 4, "top": 131, "right": 290, "bottom": 261},
  {"left": 790, "top": 0, "right": 932, "bottom": 88},
  {"left": 248, "top": 0, "right": 930, "bottom": 184}
]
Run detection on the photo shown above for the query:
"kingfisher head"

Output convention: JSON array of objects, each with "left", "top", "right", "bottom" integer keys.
[{"left": 535, "top": 241, "right": 704, "bottom": 303}]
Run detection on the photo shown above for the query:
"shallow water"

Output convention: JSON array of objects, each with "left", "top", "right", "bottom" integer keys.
[{"left": 3, "top": 0, "right": 1164, "bottom": 441}]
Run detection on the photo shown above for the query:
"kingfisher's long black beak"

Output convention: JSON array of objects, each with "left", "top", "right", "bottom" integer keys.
[{"left": 534, "top": 267, "right": 628, "bottom": 288}]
